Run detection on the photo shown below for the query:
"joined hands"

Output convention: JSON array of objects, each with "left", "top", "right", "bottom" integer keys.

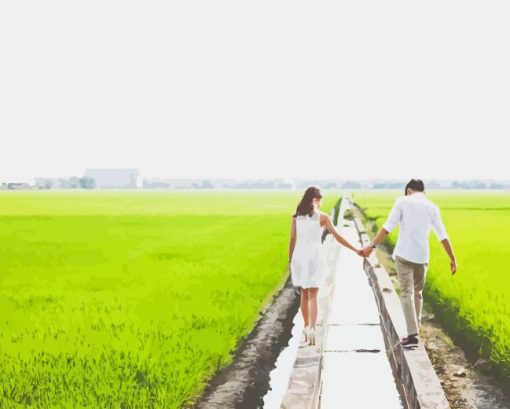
[
  {"left": 354, "top": 247, "right": 373, "bottom": 258},
  {"left": 353, "top": 246, "right": 375, "bottom": 258},
  {"left": 361, "top": 246, "right": 374, "bottom": 258}
]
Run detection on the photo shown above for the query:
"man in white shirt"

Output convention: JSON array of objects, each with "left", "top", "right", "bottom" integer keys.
[{"left": 361, "top": 179, "right": 457, "bottom": 348}]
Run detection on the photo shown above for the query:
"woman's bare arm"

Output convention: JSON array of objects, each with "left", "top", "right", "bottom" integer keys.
[
  {"left": 321, "top": 213, "right": 361, "bottom": 254},
  {"left": 288, "top": 216, "right": 296, "bottom": 263}
]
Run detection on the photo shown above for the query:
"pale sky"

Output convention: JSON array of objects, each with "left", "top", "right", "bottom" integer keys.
[{"left": 1, "top": 1, "right": 509, "bottom": 183}]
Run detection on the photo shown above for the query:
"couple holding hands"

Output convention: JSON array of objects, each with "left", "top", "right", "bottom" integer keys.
[{"left": 288, "top": 179, "right": 457, "bottom": 347}]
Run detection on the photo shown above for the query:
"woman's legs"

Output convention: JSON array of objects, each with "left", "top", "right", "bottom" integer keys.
[
  {"left": 308, "top": 287, "right": 319, "bottom": 329},
  {"left": 300, "top": 288, "right": 310, "bottom": 327}
]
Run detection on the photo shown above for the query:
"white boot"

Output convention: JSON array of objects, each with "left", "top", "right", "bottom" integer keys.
[
  {"left": 308, "top": 327, "right": 316, "bottom": 346},
  {"left": 303, "top": 326, "right": 309, "bottom": 342}
]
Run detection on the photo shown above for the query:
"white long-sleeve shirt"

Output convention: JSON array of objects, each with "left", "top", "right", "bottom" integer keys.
[{"left": 382, "top": 192, "right": 448, "bottom": 264}]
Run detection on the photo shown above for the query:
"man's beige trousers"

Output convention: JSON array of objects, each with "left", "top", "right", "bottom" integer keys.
[{"left": 395, "top": 255, "right": 428, "bottom": 337}]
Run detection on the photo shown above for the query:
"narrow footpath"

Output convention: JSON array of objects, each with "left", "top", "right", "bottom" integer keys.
[
  {"left": 318, "top": 208, "right": 402, "bottom": 408},
  {"left": 280, "top": 198, "right": 449, "bottom": 409},
  {"left": 280, "top": 198, "right": 402, "bottom": 408}
]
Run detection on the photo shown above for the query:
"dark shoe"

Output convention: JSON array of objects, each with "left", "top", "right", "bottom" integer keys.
[{"left": 401, "top": 335, "right": 419, "bottom": 349}]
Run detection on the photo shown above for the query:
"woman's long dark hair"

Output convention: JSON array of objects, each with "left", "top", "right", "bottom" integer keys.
[{"left": 293, "top": 186, "right": 322, "bottom": 218}]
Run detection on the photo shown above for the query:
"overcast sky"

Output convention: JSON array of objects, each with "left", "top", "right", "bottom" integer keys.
[{"left": 1, "top": 1, "right": 509, "bottom": 183}]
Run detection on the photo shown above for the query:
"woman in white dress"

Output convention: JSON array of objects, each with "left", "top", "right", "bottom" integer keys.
[{"left": 288, "top": 187, "right": 362, "bottom": 345}]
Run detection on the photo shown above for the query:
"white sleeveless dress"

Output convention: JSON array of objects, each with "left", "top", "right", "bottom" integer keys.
[{"left": 291, "top": 210, "right": 327, "bottom": 289}]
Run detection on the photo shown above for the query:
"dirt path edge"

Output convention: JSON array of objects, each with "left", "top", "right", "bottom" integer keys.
[{"left": 193, "top": 273, "right": 300, "bottom": 409}]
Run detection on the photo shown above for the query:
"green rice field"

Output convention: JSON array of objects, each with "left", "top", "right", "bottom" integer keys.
[
  {"left": 352, "top": 190, "right": 510, "bottom": 377},
  {"left": 0, "top": 190, "right": 340, "bottom": 408}
]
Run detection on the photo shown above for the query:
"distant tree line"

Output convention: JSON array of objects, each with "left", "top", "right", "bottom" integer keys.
[
  {"left": 34, "top": 177, "right": 96, "bottom": 189},
  {"left": 2, "top": 177, "right": 509, "bottom": 190}
]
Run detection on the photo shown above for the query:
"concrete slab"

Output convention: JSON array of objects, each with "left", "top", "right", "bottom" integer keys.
[
  {"left": 318, "top": 216, "right": 403, "bottom": 408},
  {"left": 324, "top": 324, "right": 385, "bottom": 352},
  {"left": 321, "top": 352, "right": 403, "bottom": 409},
  {"left": 327, "top": 289, "right": 380, "bottom": 325}
]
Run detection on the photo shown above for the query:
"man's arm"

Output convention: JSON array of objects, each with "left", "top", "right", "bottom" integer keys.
[
  {"left": 432, "top": 207, "right": 457, "bottom": 275},
  {"left": 361, "top": 228, "right": 390, "bottom": 257},
  {"left": 362, "top": 198, "right": 401, "bottom": 257},
  {"left": 440, "top": 238, "right": 457, "bottom": 275}
]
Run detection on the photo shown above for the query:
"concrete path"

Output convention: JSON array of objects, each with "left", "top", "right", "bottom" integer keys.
[
  {"left": 280, "top": 199, "right": 403, "bottom": 409},
  {"left": 318, "top": 215, "right": 403, "bottom": 408},
  {"left": 279, "top": 198, "right": 450, "bottom": 409}
]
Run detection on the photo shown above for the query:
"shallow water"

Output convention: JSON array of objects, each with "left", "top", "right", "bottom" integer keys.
[{"left": 261, "top": 309, "right": 304, "bottom": 408}]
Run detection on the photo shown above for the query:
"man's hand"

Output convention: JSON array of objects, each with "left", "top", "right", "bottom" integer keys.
[
  {"left": 450, "top": 258, "right": 457, "bottom": 275},
  {"left": 355, "top": 248, "right": 364, "bottom": 257},
  {"left": 440, "top": 239, "right": 457, "bottom": 275},
  {"left": 361, "top": 246, "right": 373, "bottom": 258}
]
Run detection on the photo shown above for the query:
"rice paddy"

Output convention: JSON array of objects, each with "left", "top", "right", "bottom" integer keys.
[{"left": 0, "top": 189, "right": 341, "bottom": 408}]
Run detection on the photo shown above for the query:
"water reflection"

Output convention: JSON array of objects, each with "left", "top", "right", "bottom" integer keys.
[{"left": 262, "top": 311, "right": 303, "bottom": 408}]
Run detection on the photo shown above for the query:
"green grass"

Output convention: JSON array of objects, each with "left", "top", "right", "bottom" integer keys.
[
  {"left": 352, "top": 190, "right": 510, "bottom": 377},
  {"left": 0, "top": 189, "right": 341, "bottom": 408}
]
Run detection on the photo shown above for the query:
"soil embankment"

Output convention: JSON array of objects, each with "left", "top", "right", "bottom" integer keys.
[{"left": 193, "top": 274, "right": 299, "bottom": 409}]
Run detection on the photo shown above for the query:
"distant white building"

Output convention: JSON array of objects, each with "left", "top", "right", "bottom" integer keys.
[{"left": 84, "top": 168, "right": 142, "bottom": 189}]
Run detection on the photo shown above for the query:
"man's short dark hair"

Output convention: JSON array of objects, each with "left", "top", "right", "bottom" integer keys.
[{"left": 405, "top": 179, "right": 425, "bottom": 194}]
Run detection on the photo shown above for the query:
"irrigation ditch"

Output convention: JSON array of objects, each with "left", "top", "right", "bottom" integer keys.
[{"left": 192, "top": 272, "right": 299, "bottom": 409}]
